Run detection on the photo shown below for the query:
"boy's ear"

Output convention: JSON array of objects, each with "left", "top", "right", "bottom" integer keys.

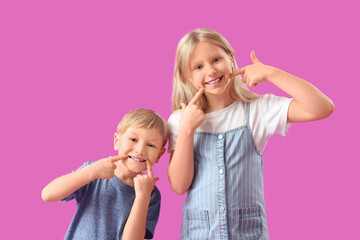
[
  {"left": 155, "top": 148, "right": 166, "bottom": 163},
  {"left": 114, "top": 133, "right": 120, "bottom": 151}
]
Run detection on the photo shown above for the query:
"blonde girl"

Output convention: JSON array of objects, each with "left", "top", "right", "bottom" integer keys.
[{"left": 167, "top": 28, "right": 334, "bottom": 240}]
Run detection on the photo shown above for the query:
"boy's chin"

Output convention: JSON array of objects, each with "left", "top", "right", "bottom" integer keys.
[{"left": 122, "top": 161, "right": 145, "bottom": 174}]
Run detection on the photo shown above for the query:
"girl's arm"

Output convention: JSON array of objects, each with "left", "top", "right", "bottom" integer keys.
[
  {"left": 41, "top": 156, "right": 123, "bottom": 202},
  {"left": 122, "top": 162, "right": 158, "bottom": 240},
  {"left": 168, "top": 89, "right": 205, "bottom": 195},
  {"left": 267, "top": 68, "right": 334, "bottom": 123},
  {"left": 231, "top": 51, "right": 334, "bottom": 123}
]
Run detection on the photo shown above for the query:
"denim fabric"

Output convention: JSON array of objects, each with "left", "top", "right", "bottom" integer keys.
[{"left": 181, "top": 103, "right": 269, "bottom": 240}]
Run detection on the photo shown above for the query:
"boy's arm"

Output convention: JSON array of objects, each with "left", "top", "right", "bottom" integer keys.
[
  {"left": 123, "top": 161, "right": 159, "bottom": 240},
  {"left": 41, "top": 155, "right": 125, "bottom": 202},
  {"left": 167, "top": 89, "right": 205, "bottom": 195},
  {"left": 231, "top": 51, "right": 334, "bottom": 123},
  {"left": 122, "top": 193, "right": 151, "bottom": 240}
]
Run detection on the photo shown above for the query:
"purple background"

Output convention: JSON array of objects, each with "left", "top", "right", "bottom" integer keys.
[{"left": 1, "top": 0, "right": 359, "bottom": 239}]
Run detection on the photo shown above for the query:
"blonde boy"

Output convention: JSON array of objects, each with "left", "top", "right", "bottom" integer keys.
[{"left": 42, "top": 109, "right": 167, "bottom": 240}]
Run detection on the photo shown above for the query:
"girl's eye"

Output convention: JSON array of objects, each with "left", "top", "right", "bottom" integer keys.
[
  {"left": 213, "top": 58, "right": 219, "bottom": 63},
  {"left": 194, "top": 65, "right": 202, "bottom": 70},
  {"left": 148, "top": 144, "right": 155, "bottom": 148},
  {"left": 129, "top": 138, "right": 136, "bottom": 142}
]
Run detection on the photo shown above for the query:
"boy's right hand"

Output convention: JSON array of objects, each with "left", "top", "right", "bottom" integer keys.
[
  {"left": 89, "top": 155, "right": 127, "bottom": 180},
  {"left": 179, "top": 88, "right": 206, "bottom": 133}
]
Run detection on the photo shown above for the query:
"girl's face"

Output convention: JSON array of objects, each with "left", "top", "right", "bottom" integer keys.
[{"left": 188, "top": 41, "right": 233, "bottom": 97}]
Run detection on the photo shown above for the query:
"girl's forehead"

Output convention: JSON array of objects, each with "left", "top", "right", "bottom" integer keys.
[{"left": 190, "top": 42, "right": 227, "bottom": 62}]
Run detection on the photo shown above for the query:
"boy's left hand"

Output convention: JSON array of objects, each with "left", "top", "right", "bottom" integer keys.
[
  {"left": 133, "top": 161, "right": 159, "bottom": 199},
  {"left": 230, "top": 51, "right": 277, "bottom": 87}
]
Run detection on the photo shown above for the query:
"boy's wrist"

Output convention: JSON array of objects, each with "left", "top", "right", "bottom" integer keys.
[
  {"left": 81, "top": 164, "right": 98, "bottom": 182},
  {"left": 134, "top": 194, "right": 151, "bottom": 205}
]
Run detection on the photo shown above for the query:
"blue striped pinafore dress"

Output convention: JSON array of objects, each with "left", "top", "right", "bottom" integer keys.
[{"left": 181, "top": 103, "right": 269, "bottom": 240}]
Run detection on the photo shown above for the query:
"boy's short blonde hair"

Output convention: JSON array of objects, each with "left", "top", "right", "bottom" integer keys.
[{"left": 117, "top": 109, "right": 168, "bottom": 147}]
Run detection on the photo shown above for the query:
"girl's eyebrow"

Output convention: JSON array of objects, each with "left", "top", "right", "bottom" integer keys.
[{"left": 190, "top": 60, "right": 202, "bottom": 68}]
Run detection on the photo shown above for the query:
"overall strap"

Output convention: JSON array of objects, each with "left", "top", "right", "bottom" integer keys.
[{"left": 245, "top": 102, "right": 250, "bottom": 126}]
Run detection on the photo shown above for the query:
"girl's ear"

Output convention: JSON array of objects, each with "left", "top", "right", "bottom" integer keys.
[
  {"left": 229, "top": 53, "right": 235, "bottom": 63},
  {"left": 114, "top": 133, "right": 120, "bottom": 151}
]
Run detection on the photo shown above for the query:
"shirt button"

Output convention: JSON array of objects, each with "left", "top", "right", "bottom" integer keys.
[
  {"left": 218, "top": 134, "right": 223, "bottom": 140},
  {"left": 219, "top": 169, "right": 224, "bottom": 175},
  {"left": 220, "top": 206, "right": 225, "bottom": 212}
]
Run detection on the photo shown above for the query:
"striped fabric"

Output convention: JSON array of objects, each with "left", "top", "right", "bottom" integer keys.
[{"left": 181, "top": 103, "right": 269, "bottom": 240}]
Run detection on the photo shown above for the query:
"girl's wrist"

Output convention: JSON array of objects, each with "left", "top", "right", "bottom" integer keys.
[
  {"left": 178, "top": 123, "right": 196, "bottom": 136},
  {"left": 267, "top": 67, "right": 282, "bottom": 83}
]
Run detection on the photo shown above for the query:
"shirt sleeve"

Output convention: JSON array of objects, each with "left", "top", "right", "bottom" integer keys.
[
  {"left": 144, "top": 187, "right": 161, "bottom": 239},
  {"left": 61, "top": 161, "right": 94, "bottom": 203},
  {"left": 167, "top": 112, "right": 181, "bottom": 153},
  {"left": 250, "top": 94, "right": 293, "bottom": 153}
]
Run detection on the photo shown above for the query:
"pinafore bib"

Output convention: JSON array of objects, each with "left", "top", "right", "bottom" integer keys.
[{"left": 181, "top": 103, "right": 269, "bottom": 240}]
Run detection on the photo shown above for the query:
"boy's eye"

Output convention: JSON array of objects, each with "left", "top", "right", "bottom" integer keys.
[
  {"left": 148, "top": 144, "right": 155, "bottom": 148},
  {"left": 213, "top": 58, "right": 219, "bottom": 63}
]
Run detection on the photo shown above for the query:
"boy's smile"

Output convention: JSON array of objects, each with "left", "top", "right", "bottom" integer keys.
[{"left": 129, "top": 156, "right": 146, "bottom": 163}]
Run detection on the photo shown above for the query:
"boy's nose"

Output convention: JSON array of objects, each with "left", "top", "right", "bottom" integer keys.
[{"left": 134, "top": 143, "right": 145, "bottom": 154}]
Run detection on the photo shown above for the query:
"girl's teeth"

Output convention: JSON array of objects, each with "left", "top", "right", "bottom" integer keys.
[{"left": 207, "top": 76, "right": 222, "bottom": 85}]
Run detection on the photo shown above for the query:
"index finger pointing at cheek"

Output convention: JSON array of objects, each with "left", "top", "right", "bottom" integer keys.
[
  {"left": 110, "top": 154, "right": 128, "bottom": 162},
  {"left": 146, "top": 160, "right": 153, "bottom": 178},
  {"left": 230, "top": 67, "right": 245, "bottom": 79},
  {"left": 189, "top": 88, "right": 205, "bottom": 105}
]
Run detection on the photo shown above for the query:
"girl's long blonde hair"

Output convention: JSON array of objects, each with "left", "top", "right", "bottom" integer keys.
[{"left": 172, "top": 28, "right": 261, "bottom": 112}]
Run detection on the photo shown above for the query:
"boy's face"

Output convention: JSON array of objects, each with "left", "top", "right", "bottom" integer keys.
[{"left": 114, "top": 127, "right": 165, "bottom": 174}]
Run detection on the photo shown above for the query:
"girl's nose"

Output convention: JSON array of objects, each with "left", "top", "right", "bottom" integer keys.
[{"left": 207, "top": 66, "right": 217, "bottom": 78}]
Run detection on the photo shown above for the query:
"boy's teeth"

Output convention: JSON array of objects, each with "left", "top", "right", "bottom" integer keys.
[{"left": 130, "top": 156, "right": 145, "bottom": 162}]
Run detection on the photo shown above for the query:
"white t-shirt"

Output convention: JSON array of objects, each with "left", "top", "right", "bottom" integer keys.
[{"left": 167, "top": 94, "right": 293, "bottom": 154}]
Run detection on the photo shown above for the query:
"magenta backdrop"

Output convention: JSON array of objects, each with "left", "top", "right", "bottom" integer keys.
[{"left": 1, "top": 0, "right": 359, "bottom": 239}]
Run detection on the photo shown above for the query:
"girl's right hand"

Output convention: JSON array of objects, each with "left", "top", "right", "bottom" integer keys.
[
  {"left": 89, "top": 155, "right": 127, "bottom": 180},
  {"left": 179, "top": 88, "right": 206, "bottom": 133}
]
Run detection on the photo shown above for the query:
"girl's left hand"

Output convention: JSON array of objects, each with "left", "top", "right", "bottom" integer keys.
[{"left": 230, "top": 51, "right": 277, "bottom": 87}]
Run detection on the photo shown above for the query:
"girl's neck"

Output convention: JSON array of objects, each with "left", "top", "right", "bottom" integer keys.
[{"left": 205, "top": 92, "right": 234, "bottom": 113}]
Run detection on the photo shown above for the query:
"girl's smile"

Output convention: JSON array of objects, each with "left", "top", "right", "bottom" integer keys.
[{"left": 205, "top": 75, "right": 223, "bottom": 86}]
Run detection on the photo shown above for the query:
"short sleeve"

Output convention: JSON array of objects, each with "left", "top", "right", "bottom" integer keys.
[
  {"left": 167, "top": 112, "right": 181, "bottom": 153},
  {"left": 61, "top": 161, "right": 94, "bottom": 203},
  {"left": 250, "top": 94, "right": 293, "bottom": 153},
  {"left": 144, "top": 186, "right": 161, "bottom": 239}
]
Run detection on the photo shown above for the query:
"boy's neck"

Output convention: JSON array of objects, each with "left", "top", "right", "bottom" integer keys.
[{"left": 114, "top": 162, "right": 137, "bottom": 187}]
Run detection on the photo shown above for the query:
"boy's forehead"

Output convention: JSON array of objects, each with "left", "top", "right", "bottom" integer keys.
[{"left": 124, "top": 126, "right": 163, "bottom": 139}]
